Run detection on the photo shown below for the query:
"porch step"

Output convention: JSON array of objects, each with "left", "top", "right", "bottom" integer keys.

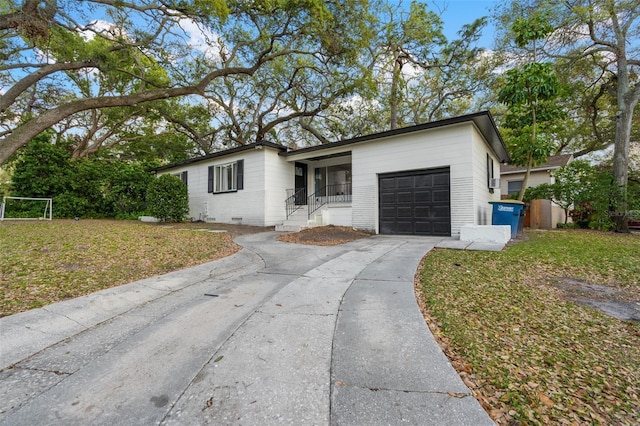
[
  {"left": 275, "top": 224, "right": 305, "bottom": 232},
  {"left": 276, "top": 205, "right": 323, "bottom": 232}
]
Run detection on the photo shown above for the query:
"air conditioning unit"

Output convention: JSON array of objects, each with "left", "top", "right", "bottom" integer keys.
[{"left": 489, "top": 178, "right": 500, "bottom": 189}]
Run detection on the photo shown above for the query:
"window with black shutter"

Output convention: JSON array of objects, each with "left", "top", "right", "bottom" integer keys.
[{"left": 208, "top": 160, "right": 244, "bottom": 193}]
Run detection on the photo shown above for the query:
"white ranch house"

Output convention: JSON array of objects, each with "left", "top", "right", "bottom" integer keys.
[{"left": 156, "top": 111, "right": 510, "bottom": 237}]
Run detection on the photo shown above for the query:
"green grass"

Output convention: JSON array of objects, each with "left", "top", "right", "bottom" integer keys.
[
  {"left": 419, "top": 230, "right": 640, "bottom": 425},
  {"left": 0, "top": 220, "right": 239, "bottom": 317}
]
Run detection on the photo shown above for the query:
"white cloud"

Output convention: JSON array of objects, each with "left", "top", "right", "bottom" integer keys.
[
  {"left": 178, "top": 18, "right": 225, "bottom": 61},
  {"left": 80, "top": 20, "right": 128, "bottom": 42}
]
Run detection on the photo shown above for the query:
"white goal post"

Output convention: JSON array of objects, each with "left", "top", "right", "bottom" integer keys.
[{"left": 0, "top": 196, "right": 53, "bottom": 221}]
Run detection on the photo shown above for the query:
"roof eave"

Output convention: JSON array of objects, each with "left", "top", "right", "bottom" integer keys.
[
  {"left": 281, "top": 111, "right": 510, "bottom": 163},
  {"left": 154, "top": 141, "right": 287, "bottom": 172}
]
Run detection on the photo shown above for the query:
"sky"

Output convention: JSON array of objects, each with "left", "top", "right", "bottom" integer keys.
[{"left": 437, "top": 0, "right": 500, "bottom": 48}]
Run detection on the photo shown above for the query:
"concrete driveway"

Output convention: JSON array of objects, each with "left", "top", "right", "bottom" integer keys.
[{"left": 0, "top": 232, "right": 493, "bottom": 425}]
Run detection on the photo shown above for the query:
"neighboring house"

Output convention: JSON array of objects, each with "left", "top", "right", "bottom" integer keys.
[
  {"left": 500, "top": 154, "right": 573, "bottom": 229},
  {"left": 156, "top": 111, "right": 510, "bottom": 237}
]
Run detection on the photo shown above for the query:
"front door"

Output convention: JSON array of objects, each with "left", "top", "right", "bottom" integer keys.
[{"left": 294, "top": 162, "right": 307, "bottom": 205}]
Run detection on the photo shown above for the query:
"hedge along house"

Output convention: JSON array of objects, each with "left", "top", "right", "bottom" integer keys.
[{"left": 155, "top": 111, "right": 510, "bottom": 237}]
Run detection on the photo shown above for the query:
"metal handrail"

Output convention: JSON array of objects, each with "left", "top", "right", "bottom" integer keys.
[
  {"left": 307, "top": 183, "right": 352, "bottom": 217},
  {"left": 285, "top": 188, "right": 307, "bottom": 219}
]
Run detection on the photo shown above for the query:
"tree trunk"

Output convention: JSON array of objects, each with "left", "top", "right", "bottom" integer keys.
[
  {"left": 518, "top": 155, "right": 533, "bottom": 202},
  {"left": 611, "top": 106, "right": 633, "bottom": 232},
  {"left": 518, "top": 101, "right": 537, "bottom": 202},
  {"left": 389, "top": 55, "right": 402, "bottom": 130}
]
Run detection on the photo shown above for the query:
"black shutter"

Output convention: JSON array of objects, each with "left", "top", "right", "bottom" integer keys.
[
  {"left": 181, "top": 171, "right": 188, "bottom": 185},
  {"left": 208, "top": 166, "right": 214, "bottom": 193},
  {"left": 236, "top": 160, "right": 244, "bottom": 190}
]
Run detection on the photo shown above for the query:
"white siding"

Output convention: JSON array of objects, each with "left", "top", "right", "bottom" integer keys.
[
  {"left": 321, "top": 205, "right": 352, "bottom": 227},
  {"left": 351, "top": 123, "right": 476, "bottom": 236},
  {"left": 264, "top": 149, "right": 294, "bottom": 225},
  {"left": 471, "top": 129, "right": 502, "bottom": 226},
  {"left": 159, "top": 148, "right": 274, "bottom": 226}
]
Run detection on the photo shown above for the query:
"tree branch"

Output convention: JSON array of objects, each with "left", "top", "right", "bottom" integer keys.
[
  {"left": 0, "top": 63, "right": 266, "bottom": 164},
  {"left": 0, "top": 61, "right": 98, "bottom": 112}
]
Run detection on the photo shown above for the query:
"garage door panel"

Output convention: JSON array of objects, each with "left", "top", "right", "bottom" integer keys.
[
  {"left": 395, "top": 221, "right": 414, "bottom": 234},
  {"left": 380, "top": 192, "right": 397, "bottom": 204},
  {"left": 380, "top": 178, "right": 397, "bottom": 190},
  {"left": 414, "top": 222, "right": 433, "bottom": 235},
  {"left": 433, "top": 173, "right": 449, "bottom": 186},
  {"left": 396, "top": 191, "right": 413, "bottom": 203},
  {"left": 396, "top": 177, "right": 414, "bottom": 188},
  {"left": 379, "top": 168, "right": 450, "bottom": 236},
  {"left": 414, "top": 190, "right": 432, "bottom": 203},
  {"left": 397, "top": 207, "right": 413, "bottom": 218},
  {"left": 414, "top": 207, "right": 430, "bottom": 219},
  {"left": 379, "top": 221, "right": 395, "bottom": 234},
  {"left": 380, "top": 206, "right": 397, "bottom": 217},
  {"left": 432, "top": 189, "right": 450, "bottom": 202},
  {"left": 413, "top": 175, "right": 432, "bottom": 188},
  {"left": 432, "top": 206, "right": 450, "bottom": 218},
  {"left": 432, "top": 222, "right": 451, "bottom": 235}
]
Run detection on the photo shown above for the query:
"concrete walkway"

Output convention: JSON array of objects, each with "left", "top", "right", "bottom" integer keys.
[{"left": 0, "top": 232, "right": 493, "bottom": 425}]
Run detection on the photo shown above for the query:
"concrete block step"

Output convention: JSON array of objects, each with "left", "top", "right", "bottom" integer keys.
[{"left": 275, "top": 224, "right": 302, "bottom": 232}]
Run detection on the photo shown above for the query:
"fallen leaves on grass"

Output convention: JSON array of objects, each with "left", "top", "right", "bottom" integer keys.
[
  {"left": 0, "top": 220, "right": 243, "bottom": 317},
  {"left": 276, "top": 225, "right": 370, "bottom": 246},
  {"left": 416, "top": 230, "right": 640, "bottom": 425}
]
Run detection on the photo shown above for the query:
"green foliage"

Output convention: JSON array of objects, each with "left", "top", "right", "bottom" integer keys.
[
  {"left": 498, "top": 11, "right": 564, "bottom": 201},
  {"left": 511, "top": 12, "right": 553, "bottom": 48},
  {"left": 0, "top": 0, "right": 376, "bottom": 164},
  {"left": 568, "top": 169, "right": 625, "bottom": 231},
  {"left": 146, "top": 174, "right": 189, "bottom": 222},
  {"left": 102, "top": 163, "right": 154, "bottom": 219},
  {"left": 525, "top": 160, "right": 634, "bottom": 230},
  {"left": 9, "top": 135, "right": 154, "bottom": 219},
  {"left": 524, "top": 160, "right": 595, "bottom": 224},
  {"left": 10, "top": 133, "right": 70, "bottom": 198},
  {"left": 499, "top": 63, "right": 559, "bottom": 107}
]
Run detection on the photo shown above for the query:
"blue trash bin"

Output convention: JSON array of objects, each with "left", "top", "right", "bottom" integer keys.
[{"left": 489, "top": 200, "right": 525, "bottom": 239}]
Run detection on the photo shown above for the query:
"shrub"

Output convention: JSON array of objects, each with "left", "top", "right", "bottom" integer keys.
[
  {"left": 146, "top": 174, "right": 189, "bottom": 222},
  {"left": 9, "top": 135, "right": 159, "bottom": 219},
  {"left": 10, "top": 133, "right": 70, "bottom": 199},
  {"left": 556, "top": 222, "right": 577, "bottom": 229},
  {"left": 102, "top": 163, "right": 154, "bottom": 218}
]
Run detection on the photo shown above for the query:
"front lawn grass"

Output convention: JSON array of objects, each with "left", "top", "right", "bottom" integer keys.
[
  {"left": 0, "top": 220, "right": 240, "bottom": 317},
  {"left": 418, "top": 230, "right": 640, "bottom": 425}
]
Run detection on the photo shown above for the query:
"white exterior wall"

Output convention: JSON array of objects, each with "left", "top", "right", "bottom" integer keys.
[
  {"left": 159, "top": 148, "right": 273, "bottom": 226},
  {"left": 471, "top": 129, "right": 502, "bottom": 226},
  {"left": 500, "top": 170, "right": 552, "bottom": 195},
  {"left": 321, "top": 205, "right": 353, "bottom": 227},
  {"left": 264, "top": 149, "right": 294, "bottom": 225},
  {"left": 351, "top": 123, "right": 477, "bottom": 236}
]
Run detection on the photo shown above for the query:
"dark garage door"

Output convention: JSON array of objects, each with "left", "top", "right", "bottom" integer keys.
[{"left": 379, "top": 167, "right": 451, "bottom": 236}]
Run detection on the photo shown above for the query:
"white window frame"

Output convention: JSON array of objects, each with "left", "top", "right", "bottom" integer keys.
[{"left": 214, "top": 162, "right": 237, "bottom": 193}]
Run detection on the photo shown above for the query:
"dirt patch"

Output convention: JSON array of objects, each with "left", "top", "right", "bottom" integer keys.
[
  {"left": 277, "top": 226, "right": 371, "bottom": 246},
  {"left": 144, "top": 222, "right": 274, "bottom": 238},
  {"left": 551, "top": 277, "right": 640, "bottom": 323}
]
